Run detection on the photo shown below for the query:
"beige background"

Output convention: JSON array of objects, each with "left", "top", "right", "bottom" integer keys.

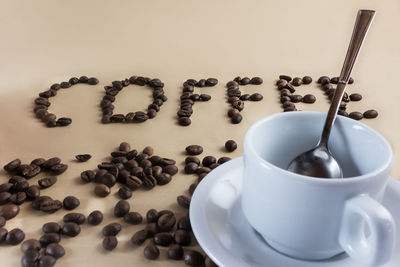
[{"left": 0, "top": 0, "right": 399, "bottom": 266}]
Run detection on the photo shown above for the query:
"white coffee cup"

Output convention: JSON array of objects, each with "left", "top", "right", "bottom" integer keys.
[{"left": 242, "top": 111, "right": 395, "bottom": 266}]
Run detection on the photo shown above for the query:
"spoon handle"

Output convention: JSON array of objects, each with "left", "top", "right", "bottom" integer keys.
[{"left": 319, "top": 10, "right": 375, "bottom": 147}]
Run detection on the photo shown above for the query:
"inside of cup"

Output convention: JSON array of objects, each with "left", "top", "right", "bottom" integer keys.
[{"left": 249, "top": 112, "right": 391, "bottom": 178}]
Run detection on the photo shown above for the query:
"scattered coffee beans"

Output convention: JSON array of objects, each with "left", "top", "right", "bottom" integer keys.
[
  {"left": 62, "top": 196, "right": 80, "bottom": 210},
  {"left": 87, "top": 210, "right": 103, "bottom": 226},
  {"left": 62, "top": 222, "right": 81, "bottom": 237}
]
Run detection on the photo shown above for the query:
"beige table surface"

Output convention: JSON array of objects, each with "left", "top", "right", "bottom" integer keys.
[{"left": 1, "top": 0, "right": 400, "bottom": 266}]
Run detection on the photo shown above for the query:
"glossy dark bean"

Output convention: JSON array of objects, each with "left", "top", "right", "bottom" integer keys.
[
  {"left": 60, "top": 81, "right": 71, "bottom": 88},
  {"left": 155, "top": 173, "right": 172, "bottom": 185},
  {"left": 114, "top": 200, "right": 130, "bottom": 217},
  {"left": 21, "top": 239, "right": 41, "bottom": 253},
  {"left": 302, "top": 94, "right": 316, "bottom": 104},
  {"left": 38, "top": 255, "right": 56, "bottom": 267},
  {"left": 42, "top": 222, "right": 61, "bottom": 234},
  {"left": 38, "top": 177, "right": 57, "bottom": 189},
  {"left": 62, "top": 196, "right": 80, "bottom": 210},
  {"left": 185, "top": 156, "right": 200, "bottom": 165},
  {"left": 179, "top": 117, "right": 191, "bottom": 126},
  {"left": 292, "top": 77, "right": 302, "bottom": 86},
  {"left": 94, "top": 184, "right": 110, "bottom": 197},
  {"left": 131, "top": 229, "right": 149, "bottom": 245},
  {"left": 167, "top": 244, "right": 184, "bottom": 260},
  {"left": 6, "top": 228, "right": 25, "bottom": 245},
  {"left": 157, "top": 212, "right": 176, "bottom": 232},
  {"left": 32, "top": 196, "right": 52, "bottom": 210},
  {"left": 118, "top": 186, "right": 132, "bottom": 199},
  {"left": 175, "top": 229, "right": 191, "bottom": 246},
  {"left": 87, "top": 210, "right": 103, "bottom": 225},
  {"left": 318, "top": 76, "right": 330, "bottom": 85},
  {"left": 144, "top": 244, "right": 160, "bottom": 260},
  {"left": 0, "top": 216, "right": 5, "bottom": 227},
  {"left": 22, "top": 249, "right": 40, "bottom": 266},
  {"left": 26, "top": 185, "right": 40, "bottom": 200},
  {"left": 250, "top": 77, "right": 263, "bottom": 85},
  {"left": 189, "top": 183, "right": 198, "bottom": 195},
  {"left": 163, "top": 165, "right": 178, "bottom": 176},
  {"left": 40, "top": 200, "right": 62, "bottom": 213},
  {"left": 0, "top": 228, "right": 7, "bottom": 243},
  {"left": 9, "top": 192, "right": 26, "bottom": 205},
  {"left": 123, "top": 212, "right": 142, "bottom": 225},
  {"left": 153, "top": 232, "right": 173, "bottom": 247},
  {"left": 185, "top": 145, "right": 203, "bottom": 155},
  {"left": 39, "top": 233, "right": 61, "bottom": 247},
  {"left": 56, "top": 117, "right": 72, "bottom": 126},
  {"left": 125, "top": 176, "right": 142, "bottom": 190},
  {"left": 62, "top": 222, "right": 80, "bottom": 237},
  {"left": 225, "top": 140, "right": 237, "bottom": 152},
  {"left": 80, "top": 170, "right": 95, "bottom": 183},
  {"left": 349, "top": 112, "right": 363, "bottom": 120},
  {"left": 302, "top": 76, "right": 312, "bottom": 84},
  {"left": 146, "top": 209, "right": 158, "bottom": 223},
  {"left": 63, "top": 213, "right": 85, "bottom": 224},
  {"left": 99, "top": 173, "right": 116, "bottom": 188},
  {"left": 87, "top": 77, "right": 99, "bottom": 85},
  {"left": 363, "top": 109, "right": 378, "bottom": 119},
  {"left": 350, "top": 93, "right": 362, "bottom": 101},
  {"left": 279, "top": 75, "right": 292, "bottom": 82},
  {"left": 0, "top": 183, "right": 13, "bottom": 193},
  {"left": 0, "top": 192, "right": 11, "bottom": 205},
  {"left": 178, "top": 215, "right": 192, "bottom": 232},
  {"left": 202, "top": 156, "right": 216, "bottom": 167},
  {"left": 231, "top": 114, "right": 243, "bottom": 124},
  {"left": 102, "top": 236, "right": 118, "bottom": 250},
  {"left": 184, "top": 250, "right": 205, "bottom": 266},
  {"left": 102, "top": 223, "right": 122, "bottom": 236},
  {"left": 177, "top": 195, "right": 191, "bottom": 209},
  {"left": 75, "top": 154, "right": 91, "bottom": 162},
  {"left": 42, "top": 157, "right": 61, "bottom": 169},
  {"left": 0, "top": 204, "right": 19, "bottom": 220},
  {"left": 45, "top": 243, "right": 65, "bottom": 259},
  {"left": 348, "top": 77, "right": 354, "bottom": 84},
  {"left": 3, "top": 159, "right": 21, "bottom": 173},
  {"left": 185, "top": 163, "right": 198, "bottom": 174}
]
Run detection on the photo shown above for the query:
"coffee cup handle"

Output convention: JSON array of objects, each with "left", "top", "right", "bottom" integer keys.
[{"left": 338, "top": 194, "right": 395, "bottom": 266}]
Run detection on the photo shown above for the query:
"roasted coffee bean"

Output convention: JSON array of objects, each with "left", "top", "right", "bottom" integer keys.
[
  {"left": 22, "top": 249, "right": 40, "bottom": 267},
  {"left": 152, "top": 165, "right": 162, "bottom": 176},
  {"left": 0, "top": 192, "right": 11, "bottom": 205},
  {"left": 185, "top": 163, "right": 198, "bottom": 174},
  {"left": 144, "top": 224, "right": 157, "bottom": 239},
  {"left": 185, "top": 145, "right": 203, "bottom": 155},
  {"left": 21, "top": 239, "right": 41, "bottom": 253},
  {"left": 239, "top": 94, "right": 251, "bottom": 101},
  {"left": 189, "top": 183, "right": 197, "bottom": 195},
  {"left": 177, "top": 195, "right": 191, "bottom": 209},
  {"left": 240, "top": 77, "right": 251, "bottom": 85},
  {"left": 75, "top": 154, "right": 91, "bottom": 162},
  {"left": 114, "top": 200, "right": 130, "bottom": 217},
  {"left": 146, "top": 209, "right": 158, "bottom": 223},
  {"left": 60, "top": 81, "right": 71, "bottom": 88},
  {"left": 25, "top": 185, "right": 40, "bottom": 200},
  {"left": 0, "top": 216, "right": 5, "bottom": 227},
  {"left": 179, "top": 117, "right": 191, "bottom": 126},
  {"left": 279, "top": 75, "right": 292, "bottom": 82},
  {"left": 178, "top": 215, "right": 192, "bottom": 232},
  {"left": 9, "top": 192, "right": 26, "bottom": 205},
  {"left": 32, "top": 196, "right": 52, "bottom": 210},
  {"left": 199, "top": 94, "right": 211, "bottom": 101},
  {"left": 56, "top": 117, "right": 72, "bottom": 126},
  {"left": 154, "top": 233, "right": 173, "bottom": 247},
  {"left": 125, "top": 176, "right": 142, "bottom": 190},
  {"left": 143, "top": 175, "right": 157, "bottom": 189},
  {"left": 227, "top": 108, "right": 240, "bottom": 118},
  {"left": 62, "top": 222, "right": 80, "bottom": 237},
  {"left": 282, "top": 101, "right": 295, "bottom": 109},
  {"left": 175, "top": 229, "right": 191, "bottom": 246},
  {"left": 290, "top": 95, "right": 302, "bottom": 103},
  {"left": 80, "top": 170, "right": 95, "bottom": 183},
  {"left": 43, "top": 115, "right": 57, "bottom": 126},
  {"left": 4, "top": 159, "right": 21, "bottom": 173},
  {"left": 202, "top": 156, "right": 216, "bottom": 167},
  {"left": 349, "top": 111, "right": 363, "bottom": 120},
  {"left": 168, "top": 244, "right": 184, "bottom": 260},
  {"left": 280, "top": 96, "right": 291, "bottom": 103},
  {"left": 249, "top": 76, "right": 263, "bottom": 85},
  {"left": 25, "top": 165, "right": 41, "bottom": 178},
  {"left": 35, "top": 97, "right": 51, "bottom": 106},
  {"left": 6, "top": 228, "right": 25, "bottom": 245},
  {"left": 318, "top": 76, "right": 330, "bottom": 85},
  {"left": 123, "top": 212, "right": 143, "bottom": 225},
  {"left": 0, "top": 228, "right": 7, "bottom": 243},
  {"left": 160, "top": 158, "right": 176, "bottom": 166},
  {"left": 226, "top": 80, "right": 239, "bottom": 88},
  {"left": 99, "top": 173, "right": 116, "bottom": 188},
  {"left": 87, "top": 210, "right": 103, "bottom": 226},
  {"left": 232, "top": 100, "right": 244, "bottom": 111},
  {"left": 185, "top": 156, "right": 200, "bottom": 165},
  {"left": 117, "top": 186, "right": 132, "bottom": 200},
  {"left": 157, "top": 212, "right": 176, "bottom": 232},
  {"left": 94, "top": 184, "right": 110, "bottom": 197},
  {"left": 102, "top": 223, "right": 122, "bottom": 236},
  {"left": 292, "top": 77, "right": 302, "bottom": 86},
  {"left": 231, "top": 113, "right": 243, "bottom": 124},
  {"left": 68, "top": 77, "right": 79, "bottom": 85},
  {"left": 302, "top": 94, "right": 316, "bottom": 103},
  {"left": 9, "top": 176, "right": 26, "bottom": 184},
  {"left": 148, "top": 109, "right": 157, "bottom": 118},
  {"left": 45, "top": 243, "right": 65, "bottom": 259},
  {"left": 50, "top": 83, "right": 61, "bottom": 90},
  {"left": 144, "top": 244, "right": 160, "bottom": 260},
  {"left": 330, "top": 77, "right": 339, "bottom": 84},
  {"left": 38, "top": 255, "right": 56, "bottom": 267},
  {"left": 0, "top": 204, "right": 19, "bottom": 220},
  {"left": 163, "top": 165, "right": 178, "bottom": 176},
  {"left": 136, "top": 153, "right": 149, "bottom": 162},
  {"left": 40, "top": 200, "right": 62, "bottom": 213},
  {"left": 140, "top": 159, "right": 152, "bottom": 169},
  {"left": 205, "top": 78, "right": 218, "bottom": 86},
  {"left": 247, "top": 93, "right": 262, "bottom": 102},
  {"left": 102, "top": 236, "right": 118, "bottom": 251},
  {"left": 63, "top": 213, "right": 85, "bottom": 224},
  {"left": 195, "top": 79, "right": 206, "bottom": 87},
  {"left": 349, "top": 93, "right": 362, "bottom": 101},
  {"left": 110, "top": 114, "right": 126, "bottom": 123},
  {"left": 0, "top": 183, "right": 13, "bottom": 193},
  {"left": 39, "top": 233, "right": 61, "bottom": 247},
  {"left": 38, "top": 177, "right": 57, "bottom": 189},
  {"left": 184, "top": 250, "right": 205, "bottom": 266},
  {"left": 133, "top": 112, "right": 148, "bottom": 122},
  {"left": 302, "top": 76, "right": 312, "bottom": 84},
  {"left": 42, "top": 222, "right": 61, "bottom": 234},
  {"left": 225, "top": 140, "right": 238, "bottom": 152},
  {"left": 131, "top": 229, "right": 149, "bottom": 245},
  {"left": 43, "top": 158, "right": 61, "bottom": 169},
  {"left": 338, "top": 110, "right": 348, "bottom": 117},
  {"left": 62, "top": 196, "right": 80, "bottom": 210},
  {"left": 87, "top": 77, "right": 99, "bottom": 85},
  {"left": 364, "top": 109, "right": 378, "bottom": 119},
  {"left": 155, "top": 173, "right": 171, "bottom": 185}
]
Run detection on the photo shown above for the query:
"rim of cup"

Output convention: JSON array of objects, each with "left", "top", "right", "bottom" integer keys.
[{"left": 244, "top": 111, "right": 393, "bottom": 183}]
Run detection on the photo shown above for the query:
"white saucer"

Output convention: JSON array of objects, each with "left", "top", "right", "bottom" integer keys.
[{"left": 190, "top": 157, "right": 400, "bottom": 267}]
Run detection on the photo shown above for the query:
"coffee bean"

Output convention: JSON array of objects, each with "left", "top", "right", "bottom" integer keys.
[
  {"left": 117, "top": 142, "right": 130, "bottom": 153},
  {"left": 131, "top": 229, "right": 149, "bottom": 245},
  {"left": 0, "top": 192, "right": 11, "bottom": 205},
  {"left": 0, "top": 183, "right": 13, "bottom": 193},
  {"left": 196, "top": 167, "right": 211, "bottom": 175},
  {"left": 6, "top": 228, "right": 25, "bottom": 245},
  {"left": 38, "top": 255, "right": 56, "bottom": 267},
  {"left": 179, "top": 117, "right": 191, "bottom": 126},
  {"left": 224, "top": 140, "right": 238, "bottom": 152},
  {"left": 348, "top": 77, "right": 354, "bottom": 84},
  {"left": 0, "top": 228, "right": 7, "bottom": 243},
  {"left": 292, "top": 77, "right": 302, "bottom": 86},
  {"left": 94, "top": 184, "right": 110, "bottom": 197},
  {"left": 25, "top": 185, "right": 40, "bottom": 200},
  {"left": 21, "top": 239, "right": 41, "bottom": 253},
  {"left": 202, "top": 156, "right": 216, "bottom": 167},
  {"left": 24, "top": 164, "right": 41, "bottom": 178},
  {"left": 0, "top": 216, "right": 5, "bottom": 227},
  {"left": 349, "top": 93, "right": 362, "bottom": 101},
  {"left": 185, "top": 156, "right": 200, "bottom": 165},
  {"left": 165, "top": 244, "right": 183, "bottom": 260},
  {"left": 189, "top": 183, "right": 197, "bottom": 195},
  {"left": 40, "top": 200, "right": 62, "bottom": 213},
  {"left": 204, "top": 78, "right": 217, "bottom": 86},
  {"left": 102, "top": 236, "right": 118, "bottom": 251},
  {"left": 231, "top": 113, "right": 243, "bottom": 124},
  {"left": 282, "top": 101, "right": 295, "bottom": 109},
  {"left": 318, "top": 76, "right": 330, "bottom": 85},
  {"left": 61, "top": 196, "right": 80, "bottom": 210},
  {"left": 4, "top": 159, "right": 21, "bottom": 173},
  {"left": 177, "top": 195, "right": 191, "bottom": 209},
  {"left": 249, "top": 93, "right": 263, "bottom": 101},
  {"left": 185, "top": 163, "right": 198, "bottom": 174},
  {"left": 239, "top": 77, "right": 250, "bottom": 85},
  {"left": 50, "top": 83, "right": 61, "bottom": 90},
  {"left": 45, "top": 243, "right": 65, "bottom": 259},
  {"left": 87, "top": 210, "right": 103, "bottom": 226},
  {"left": 177, "top": 215, "right": 192, "bottom": 232},
  {"left": 338, "top": 110, "right": 348, "bottom": 117},
  {"left": 102, "top": 223, "right": 122, "bottom": 236},
  {"left": 32, "top": 196, "right": 52, "bottom": 210},
  {"left": 60, "top": 81, "right": 71, "bottom": 88},
  {"left": 9, "top": 192, "right": 26, "bottom": 205},
  {"left": 22, "top": 249, "right": 40, "bottom": 266},
  {"left": 99, "top": 173, "right": 116, "bottom": 188},
  {"left": 62, "top": 222, "right": 80, "bottom": 237},
  {"left": 86, "top": 77, "right": 99, "bottom": 85},
  {"left": 125, "top": 176, "right": 142, "bottom": 190},
  {"left": 329, "top": 77, "right": 339, "bottom": 84},
  {"left": 55, "top": 117, "right": 72, "bottom": 127},
  {"left": 302, "top": 76, "right": 312, "bottom": 84},
  {"left": 74, "top": 154, "right": 91, "bottom": 163},
  {"left": 184, "top": 250, "right": 205, "bottom": 266},
  {"left": 291, "top": 95, "right": 303, "bottom": 103},
  {"left": 185, "top": 145, "right": 203, "bottom": 155},
  {"left": 239, "top": 94, "right": 250, "bottom": 101},
  {"left": 38, "top": 177, "right": 57, "bottom": 189},
  {"left": 146, "top": 209, "right": 158, "bottom": 223},
  {"left": 123, "top": 212, "right": 142, "bottom": 225},
  {"left": 144, "top": 244, "right": 160, "bottom": 260},
  {"left": 63, "top": 213, "right": 85, "bottom": 224},
  {"left": 116, "top": 186, "right": 131, "bottom": 200},
  {"left": 157, "top": 212, "right": 176, "bottom": 232},
  {"left": 363, "top": 109, "right": 378, "bottom": 119},
  {"left": 248, "top": 77, "right": 262, "bottom": 85},
  {"left": 0, "top": 204, "right": 19, "bottom": 220},
  {"left": 153, "top": 233, "right": 173, "bottom": 247},
  {"left": 302, "top": 94, "right": 316, "bottom": 104},
  {"left": 175, "top": 229, "right": 191, "bottom": 246},
  {"left": 114, "top": 200, "right": 130, "bottom": 217},
  {"left": 155, "top": 173, "right": 172, "bottom": 185},
  {"left": 163, "top": 165, "right": 178, "bottom": 176},
  {"left": 35, "top": 97, "right": 51, "bottom": 107},
  {"left": 349, "top": 112, "right": 363, "bottom": 120},
  {"left": 43, "top": 158, "right": 61, "bottom": 169},
  {"left": 42, "top": 222, "right": 61, "bottom": 234},
  {"left": 39, "top": 233, "right": 61, "bottom": 247},
  {"left": 279, "top": 75, "right": 292, "bottom": 82},
  {"left": 79, "top": 170, "right": 95, "bottom": 183}
]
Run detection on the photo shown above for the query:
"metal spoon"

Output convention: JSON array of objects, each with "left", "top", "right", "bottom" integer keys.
[{"left": 287, "top": 10, "right": 376, "bottom": 178}]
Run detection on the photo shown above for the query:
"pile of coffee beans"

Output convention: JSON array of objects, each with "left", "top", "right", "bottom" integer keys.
[
  {"left": 1, "top": 157, "right": 70, "bottom": 214},
  {"left": 34, "top": 76, "right": 99, "bottom": 127},
  {"left": 80, "top": 142, "right": 178, "bottom": 197},
  {"left": 226, "top": 76, "right": 263, "bottom": 124},
  {"left": 100, "top": 76, "right": 168, "bottom": 124},
  {"left": 317, "top": 76, "right": 378, "bottom": 120},
  {"left": 177, "top": 78, "right": 218, "bottom": 126},
  {"left": 276, "top": 75, "right": 314, "bottom": 112}
]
